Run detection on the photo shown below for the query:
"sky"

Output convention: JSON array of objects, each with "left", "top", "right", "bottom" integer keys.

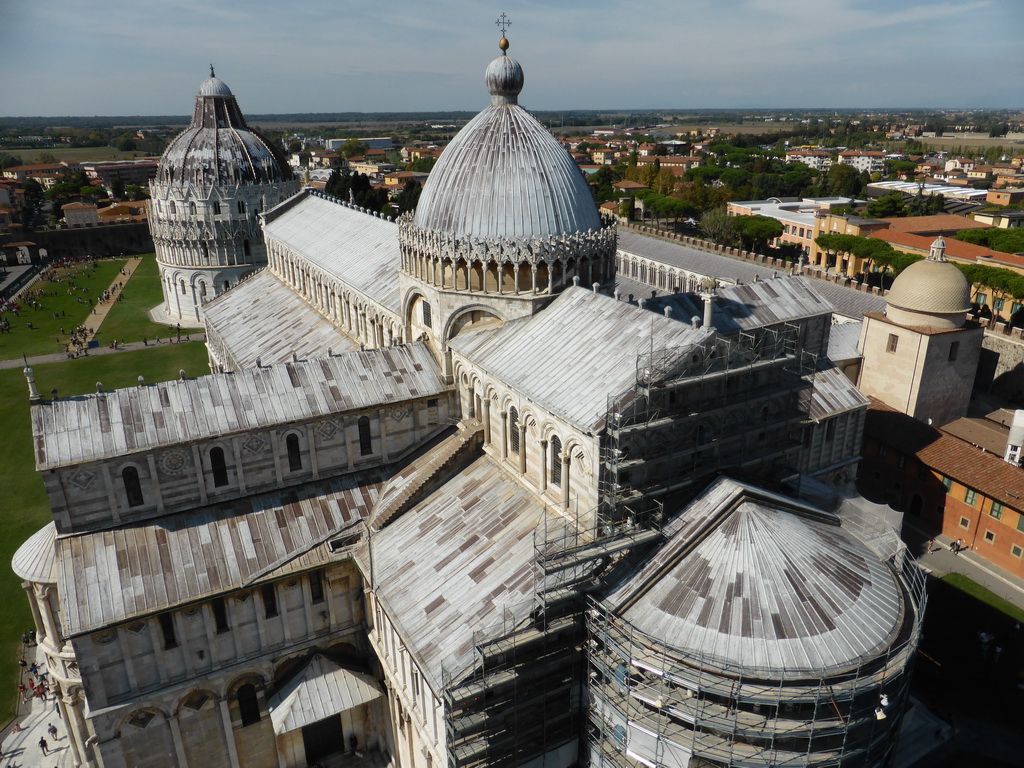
[{"left": 1, "top": 0, "right": 1022, "bottom": 117}]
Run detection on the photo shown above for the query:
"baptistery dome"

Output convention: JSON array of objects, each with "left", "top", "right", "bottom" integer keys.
[
  {"left": 413, "top": 39, "right": 601, "bottom": 240},
  {"left": 148, "top": 69, "right": 299, "bottom": 323},
  {"left": 157, "top": 72, "right": 290, "bottom": 188}
]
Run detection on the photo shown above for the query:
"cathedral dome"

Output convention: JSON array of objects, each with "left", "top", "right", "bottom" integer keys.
[
  {"left": 413, "top": 39, "right": 600, "bottom": 240},
  {"left": 885, "top": 238, "right": 971, "bottom": 329},
  {"left": 157, "top": 71, "right": 291, "bottom": 188}
]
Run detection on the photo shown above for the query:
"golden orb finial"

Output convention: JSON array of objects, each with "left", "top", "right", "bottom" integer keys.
[{"left": 499, "top": 36, "right": 509, "bottom": 52}]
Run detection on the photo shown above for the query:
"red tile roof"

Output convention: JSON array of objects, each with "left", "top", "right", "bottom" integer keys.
[{"left": 866, "top": 399, "right": 1024, "bottom": 511}]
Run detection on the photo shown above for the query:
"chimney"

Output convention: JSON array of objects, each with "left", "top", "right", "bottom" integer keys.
[{"left": 1005, "top": 410, "right": 1024, "bottom": 466}]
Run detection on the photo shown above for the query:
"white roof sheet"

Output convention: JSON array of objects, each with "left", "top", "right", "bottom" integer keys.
[
  {"left": 269, "top": 654, "right": 383, "bottom": 734},
  {"left": 263, "top": 192, "right": 402, "bottom": 313},
  {"left": 806, "top": 364, "right": 870, "bottom": 421},
  {"left": 204, "top": 269, "right": 359, "bottom": 369},
  {"left": 359, "top": 458, "right": 545, "bottom": 690},
  {"left": 608, "top": 477, "right": 904, "bottom": 678},
  {"left": 450, "top": 287, "right": 710, "bottom": 432},
  {"left": 33, "top": 343, "right": 445, "bottom": 469},
  {"left": 58, "top": 471, "right": 384, "bottom": 636}
]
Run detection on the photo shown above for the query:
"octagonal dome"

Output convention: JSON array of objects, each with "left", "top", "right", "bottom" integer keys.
[
  {"left": 413, "top": 40, "right": 600, "bottom": 241},
  {"left": 156, "top": 72, "right": 291, "bottom": 188}
]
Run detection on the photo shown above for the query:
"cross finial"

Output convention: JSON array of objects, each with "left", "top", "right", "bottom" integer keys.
[
  {"left": 209, "top": 63, "right": 215, "bottom": 78},
  {"left": 495, "top": 13, "right": 511, "bottom": 36}
]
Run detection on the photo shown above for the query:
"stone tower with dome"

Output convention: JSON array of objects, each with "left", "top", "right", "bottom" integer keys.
[
  {"left": 147, "top": 69, "right": 299, "bottom": 323},
  {"left": 857, "top": 237, "right": 983, "bottom": 425},
  {"left": 397, "top": 35, "right": 617, "bottom": 356}
]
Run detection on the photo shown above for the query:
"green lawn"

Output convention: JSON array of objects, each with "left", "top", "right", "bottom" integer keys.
[
  {"left": 17, "top": 146, "right": 158, "bottom": 164},
  {"left": 941, "top": 573, "right": 1024, "bottom": 623},
  {"left": 0, "top": 259, "right": 126, "bottom": 359},
  {"left": 0, "top": 342, "right": 210, "bottom": 725},
  {"left": 92, "top": 253, "right": 175, "bottom": 345}
]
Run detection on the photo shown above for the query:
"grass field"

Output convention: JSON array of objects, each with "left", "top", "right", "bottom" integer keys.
[
  {"left": 93, "top": 254, "right": 175, "bottom": 345},
  {"left": 0, "top": 342, "right": 210, "bottom": 725},
  {"left": 14, "top": 146, "right": 159, "bottom": 164},
  {"left": 942, "top": 572, "right": 1024, "bottom": 623},
  {"left": 0, "top": 259, "right": 126, "bottom": 360}
]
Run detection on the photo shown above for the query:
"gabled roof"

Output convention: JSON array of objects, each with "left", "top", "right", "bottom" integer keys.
[
  {"left": 269, "top": 654, "right": 384, "bottom": 734},
  {"left": 203, "top": 269, "right": 359, "bottom": 369},
  {"left": 263, "top": 191, "right": 401, "bottom": 314},
  {"left": 450, "top": 287, "right": 710, "bottom": 432},
  {"left": 358, "top": 458, "right": 546, "bottom": 690},
  {"left": 57, "top": 470, "right": 385, "bottom": 636},
  {"left": 32, "top": 343, "right": 445, "bottom": 469},
  {"left": 865, "top": 399, "right": 1024, "bottom": 511}
]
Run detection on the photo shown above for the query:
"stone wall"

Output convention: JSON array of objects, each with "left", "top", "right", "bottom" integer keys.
[{"left": 1, "top": 221, "right": 153, "bottom": 262}]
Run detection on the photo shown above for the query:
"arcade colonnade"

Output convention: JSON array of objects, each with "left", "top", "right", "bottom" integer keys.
[{"left": 267, "top": 241, "right": 405, "bottom": 350}]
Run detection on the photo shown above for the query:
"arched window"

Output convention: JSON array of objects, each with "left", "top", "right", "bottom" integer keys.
[
  {"left": 286, "top": 433, "right": 302, "bottom": 471},
  {"left": 237, "top": 200, "right": 246, "bottom": 214},
  {"left": 168, "top": 201, "right": 176, "bottom": 214},
  {"left": 213, "top": 201, "right": 221, "bottom": 215},
  {"left": 189, "top": 202, "right": 197, "bottom": 215},
  {"left": 210, "top": 447, "right": 228, "bottom": 487},
  {"left": 550, "top": 435, "right": 562, "bottom": 486},
  {"left": 509, "top": 407, "right": 520, "bottom": 454},
  {"left": 122, "top": 466, "right": 144, "bottom": 507},
  {"left": 180, "top": 280, "right": 186, "bottom": 295},
  {"left": 243, "top": 240, "right": 251, "bottom": 258},
  {"left": 223, "top": 280, "right": 230, "bottom": 292},
  {"left": 358, "top": 416, "right": 372, "bottom": 456},
  {"left": 236, "top": 684, "right": 261, "bottom": 727}
]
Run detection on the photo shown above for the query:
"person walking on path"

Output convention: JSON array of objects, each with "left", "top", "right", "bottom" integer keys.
[
  {"left": 39, "top": 735, "right": 49, "bottom": 755},
  {"left": 47, "top": 722, "right": 58, "bottom": 740}
]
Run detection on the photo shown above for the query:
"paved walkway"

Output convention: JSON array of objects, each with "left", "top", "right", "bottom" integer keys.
[
  {"left": 903, "top": 516, "right": 1024, "bottom": 611},
  {"left": 0, "top": 334, "right": 206, "bottom": 371},
  {"left": 1, "top": 641, "right": 73, "bottom": 767},
  {"left": 79, "top": 256, "right": 142, "bottom": 345}
]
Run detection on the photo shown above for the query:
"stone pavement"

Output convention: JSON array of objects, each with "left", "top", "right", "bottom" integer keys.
[
  {"left": 0, "top": 334, "right": 206, "bottom": 372},
  {"left": 1, "top": 641, "right": 73, "bottom": 768},
  {"left": 903, "top": 516, "right": 1024, "bottom": 611}
]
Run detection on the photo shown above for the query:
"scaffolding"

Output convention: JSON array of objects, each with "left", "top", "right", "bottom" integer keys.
[
  {"left": 584, "top": 530, "right": 927, "bottom": 768},
  {"left": 600, "top": 324, "right": 818, "bottom": 528}
]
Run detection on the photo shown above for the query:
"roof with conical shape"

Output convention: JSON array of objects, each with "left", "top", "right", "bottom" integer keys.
[
  {"left": 157, "top": 68, "right": 291, "bottom": 188},
  {"left": 886, "top": 238, "right": 971, "bottom": 316},
  {"left": 11, "top": 522, "right": 57, "bottom": 584},
  {"left": 606, "top": 478, "right": 906, "bottom": 679},
  {"left": 413, "top": 36, "right": 601, "bottom": 240}
]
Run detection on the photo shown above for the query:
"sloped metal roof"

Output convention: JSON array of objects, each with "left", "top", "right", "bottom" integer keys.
[
  {"left": 11, "top": 522, "right": 56, "bottom": 584},
  {"left": 806, "top": 364, "right": 870, "bottom": 422},
  {"left": 607, "top": 478, "right": 905, "bottom": 679},
  {"left": 269, "top": 654, "right": 383, "bottom": 734},
  {"left": 413, "top": 55, "right": 600, "bottom": 240},
  {"left": 827, "top": 320, "right": 863, "bottom": 362},
  {"left": 58, "top": 471, "right": 384, "bottom": 636},
  {"left": 450, "top": 287, "right": 710, "bottom": 432},
  {"left": 263, "top": 193, "right": 401, "bottom": 313},
  {"left": 32, "top": 343, "right": 444, "bottom": 469},
  {"left": 203, "top": 269, "right": 359, "bottom": 369},
  {"left": 359, "top": 458, "right": 544, "bottom": 691}
]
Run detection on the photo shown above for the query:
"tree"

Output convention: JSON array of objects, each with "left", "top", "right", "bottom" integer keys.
[
  {"left": 735, "top": 215, "right": 784, "bottom": 253},
  {"left": 341, "top": 139, "right": 368, "bottom": 159},
  {"left": 21, "top": 179, "right": 44, "bottom": 226},
  {"left": 37, "top": 152, "right": 57, "bottom": 164},
  {"left": 396, "top": 179, "right": 422, "bottom": 214},
  {"left": 865, "top": 193, "right": 906, "bottom": 219},
  {"left": 699, "top": 206, "right": 738, "bottom": 246},
  {"left": 110, "top": 176, "right": 126, "bottom": 200},
  {"left": 825, "top": 164, "right": 862, "bottom": 197},
  {"left": 409, "top": 157, "right": 436, "bottom": 173},
  {"left": 0, "top": 153, "right": 23, "bottom": 169}
]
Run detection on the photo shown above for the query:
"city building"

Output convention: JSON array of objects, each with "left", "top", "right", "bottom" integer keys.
[
  {"left": 13, "top": 37, "right": 921, "bottom": 768},
  {"left": 856, "top": 238, "right": 982, "bottom": 427},
  {"left": 146, "top": 69, "right": 300, "bottom": 323}
]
